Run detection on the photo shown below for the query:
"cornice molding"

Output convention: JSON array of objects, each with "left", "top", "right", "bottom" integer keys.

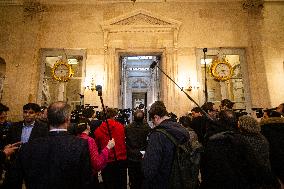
[
  {"left": 0, "top": 0, "right": 282, "bottom": 6},
  {"left": 101, "top": 9, "right": 181, "bottom": 49}
]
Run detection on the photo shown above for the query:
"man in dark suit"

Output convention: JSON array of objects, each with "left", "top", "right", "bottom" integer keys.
[
  {"left": 125, "top": 110, "right": 150, "bottom": 189},
  {"left": 6, "top": 101, "right": 93, "bottom": 189},
  {"left": 2, "top": 103, "right": 49, "bottom": 188},
  {"left": 6, "top": 103, "right": 49, "bottom": 145}
]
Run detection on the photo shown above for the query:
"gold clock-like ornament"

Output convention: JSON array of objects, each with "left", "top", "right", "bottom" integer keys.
[
  {"left": 210, "top": 59, "right": 233, "bottom": 81},
  {"left": 51, "top": 60, "right": 74, "bottom": 82}
]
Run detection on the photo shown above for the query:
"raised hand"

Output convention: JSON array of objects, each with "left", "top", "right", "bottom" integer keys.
[{"left": 106, "top": 138, "right": 115, "bottom": 149}]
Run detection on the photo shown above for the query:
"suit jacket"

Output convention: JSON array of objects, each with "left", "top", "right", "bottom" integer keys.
[
  {"left": 6, "top": 120, "right": 49, "bottom": 144},
  {"left": 7, "top": 131, "right": 93, "bottom": 189},
  {"left": 125, "top": 121, "right": 150, "bottom": 162}
]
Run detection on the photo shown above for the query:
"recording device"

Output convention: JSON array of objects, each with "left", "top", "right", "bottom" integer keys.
[
  {"left": 262, "top": 107, "right": 278, "bottom": 117},
  {"left": 251, "top": 108, "right": 265, "bottom": 118},
  {"left": 70, "top": 105, "right": 98, "bottom": 123},
  {"left": 116, "top": 108, "right": 132, "bottom": 125},
  {"left": 96, "top": 85, "right": 102, "bottom": 96},
  {"left": 150, "top": 61, "right": 158, "bottom": 69},
  {"left": 78, "top": 93, "right": 84, "bottom": 98},
  {"left": 168, "top": 112, "right": 178, "bottom": 122},
  {"left": 203, "top": 48, "right": 208, "bottom": 53},
  {"left": 233, "top": 109, "right": 248, "bottom": 119},
  {"left": 234, "top": 107, "right": 277, "bottom": 119},
  {"left": 138, "top": 104, "right": 145, "bottom": 109}
]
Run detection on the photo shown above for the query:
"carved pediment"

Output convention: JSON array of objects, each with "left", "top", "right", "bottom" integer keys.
[
  {"left": 101, "top": 9, "right": 181, "bottom": 30},
  {"left": 111, "top": 13, "right": 171, "bottom": 26},
  {"left": 101, "top": 9, "right": 181, "bottom": 49}
]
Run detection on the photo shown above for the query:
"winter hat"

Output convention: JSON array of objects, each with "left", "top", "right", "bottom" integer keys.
[{"left": 238, "top": 115, "right": 260, "bottom": 133}]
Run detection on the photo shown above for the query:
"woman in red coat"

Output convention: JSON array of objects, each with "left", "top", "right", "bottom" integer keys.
[{"left": 94, "top": 108, "right": 127, "bottom": 189}]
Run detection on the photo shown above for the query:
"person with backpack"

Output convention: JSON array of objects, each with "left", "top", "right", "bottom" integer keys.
[
  {"left": 142, "top": 101, "right": 190, "bottom": 189},
  {"left": 200, "top": 110, "right": 280, "bottom": 189}
]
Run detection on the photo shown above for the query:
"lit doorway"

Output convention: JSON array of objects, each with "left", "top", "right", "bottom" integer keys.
[
  {"left": 120, "top": 55, "right": 161, "bottom": 120},
  {"left": 132, "top": 92, "right": 147, "bottom": 110}
]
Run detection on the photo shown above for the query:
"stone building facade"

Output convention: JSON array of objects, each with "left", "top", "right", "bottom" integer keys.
[{"left": 0, "top": 0, "right": 283, "bottom": 120}]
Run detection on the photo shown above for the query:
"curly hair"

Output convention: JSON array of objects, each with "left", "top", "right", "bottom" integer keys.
[
  {"left": 201, "top": 102, "right": 215, "bottom": 113},
  {"left": 221, "top": 99, "right": 235, "bottom": 109},
  {"left": 148, "top": 101, "right": 168, "bottom": 119},
  {"left": 106, "top": 108, "right": 118, "bottom": 119},
  {"left": 238, "top": 115, "right": 260, "bottom": 134}
]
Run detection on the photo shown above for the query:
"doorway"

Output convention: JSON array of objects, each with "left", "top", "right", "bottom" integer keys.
[
  {"left": 132, "top": 92, "right": 147, "bottom": 110},
  {"left": 120, "top": 55, "right": 161, "bottom": 120}
]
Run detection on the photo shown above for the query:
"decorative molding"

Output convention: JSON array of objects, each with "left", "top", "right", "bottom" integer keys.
[
  {"left": 111, "top": 13, "right": 171, "bottom": 26},
  {"left": 128, "top": 77, "right": 150, "bottom": 89},
  {"left": 101, "top": 9, "right": 181, "bottom": 29},
  {"left": 0, "top": 0, "right": 281, "bottom": 6},
  {"left": 101, "top": 9, "right": 181, "bottom": 49},
  {"left": 242, "top": 0, "right": 264, "bottom": 12}
]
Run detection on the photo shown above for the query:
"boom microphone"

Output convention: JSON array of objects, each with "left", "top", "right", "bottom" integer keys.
[
  {"left": 78, "top": 93, "right": 84, "bottom": 98},
  {"left": 150, "top": 61, "right": 158, "bottom": 69}
]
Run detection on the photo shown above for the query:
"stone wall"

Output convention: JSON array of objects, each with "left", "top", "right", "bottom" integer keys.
[{"left": 0, "top": 1, "right": 283, "bottom": 119}]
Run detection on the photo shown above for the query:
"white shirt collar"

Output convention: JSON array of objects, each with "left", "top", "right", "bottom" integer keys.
[{"left": 49, "top": 129, "right": 67, "bottom": 132}]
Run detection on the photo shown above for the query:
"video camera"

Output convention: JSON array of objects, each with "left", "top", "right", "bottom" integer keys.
[
  {"left": 116, "top": 108, "right": 132, "bottom": 125},
  {"left": 251, "top": 108, "right": 264, "bottom": 118},
  {"left": 233, "top": 107, "right": 277, "bottom": 119},
  {"left": 71, "top": 104, "right": 98, "bottom": 123}
]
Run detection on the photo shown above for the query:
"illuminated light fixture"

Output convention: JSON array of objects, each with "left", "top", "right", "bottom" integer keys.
[
  {"left": 185, "top": 79, "right": 200, "bottom": 91},
  {"left": 68, "top": 58, "right": 79, "bottom": 65},
  {"left": 84, "top": 77, "right": 96, "bottom": 91}
]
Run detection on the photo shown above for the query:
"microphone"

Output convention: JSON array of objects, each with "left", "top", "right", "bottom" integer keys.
[
  {"left": 78, "top": 93, "right": 84, "bottom": 98},
  {"left": 150, "top": 61, "right": 158, "bottom": 69}
]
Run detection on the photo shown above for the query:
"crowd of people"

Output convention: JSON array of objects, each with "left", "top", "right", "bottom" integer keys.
[{"left": 0, "top": 100, "right": 282, "bottom": 189}]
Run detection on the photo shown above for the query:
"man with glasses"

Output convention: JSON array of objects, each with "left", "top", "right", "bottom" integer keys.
[{"left": 142, "top": 101, "right": 189, "bottom": 189}]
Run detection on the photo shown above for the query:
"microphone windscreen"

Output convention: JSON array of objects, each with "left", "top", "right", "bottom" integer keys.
[{"left": 150, "top": 61, "right": 157, "bottom": 69}]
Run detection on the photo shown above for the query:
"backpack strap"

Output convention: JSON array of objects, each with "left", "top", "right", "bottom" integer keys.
[{"left": 156, "top": 129, "right": 178, "bottom": 147}]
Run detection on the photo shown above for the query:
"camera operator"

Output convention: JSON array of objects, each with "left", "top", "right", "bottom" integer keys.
[
  {"left": 190, "top": 102, "right": 218, "bottom": 145},
  {"left": 116, "top": 109, "right": 131, "bottom": 125},
  {"left": 220, "top": 99, "right": 235, "bottom": 111}
]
